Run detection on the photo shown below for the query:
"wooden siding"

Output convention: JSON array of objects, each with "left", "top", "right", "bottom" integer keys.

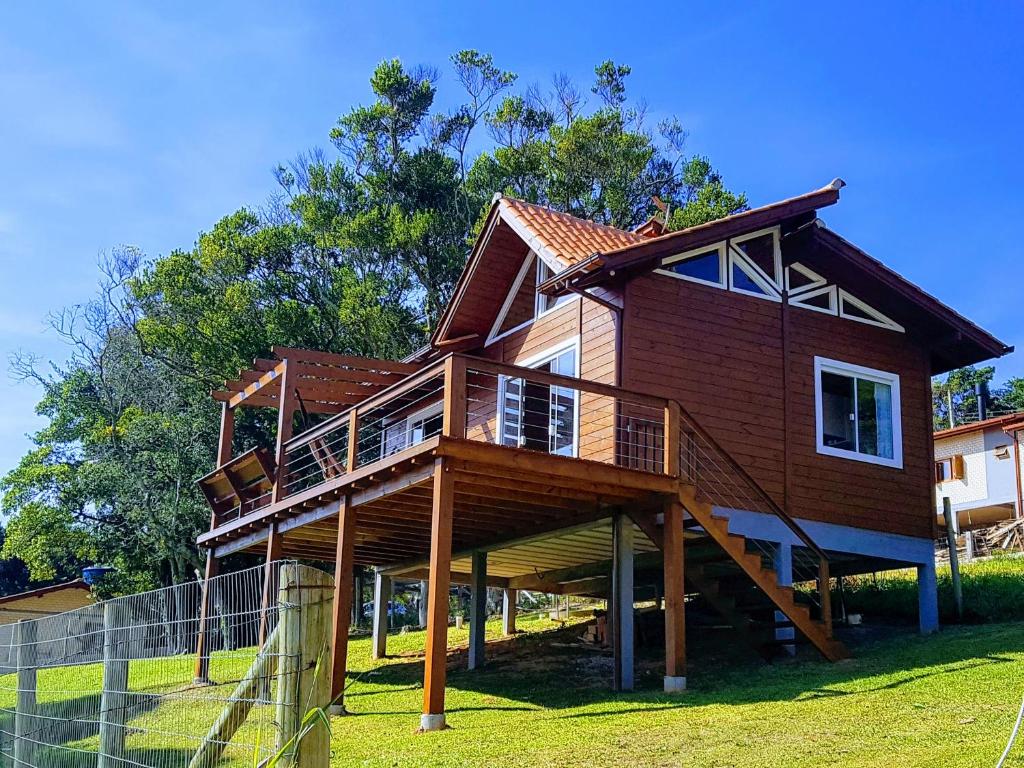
[{"left": 623, "top": 270, "right": 934, "bottom": 540}]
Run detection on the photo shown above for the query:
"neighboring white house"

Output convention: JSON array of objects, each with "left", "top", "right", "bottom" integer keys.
[{"left": 934, "top": 413, "right": 1024, "bottom": 531}]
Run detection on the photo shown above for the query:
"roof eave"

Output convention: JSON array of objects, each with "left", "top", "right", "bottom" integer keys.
[{"left": 569, "top": 180, "right": 844, "bottom": 291}]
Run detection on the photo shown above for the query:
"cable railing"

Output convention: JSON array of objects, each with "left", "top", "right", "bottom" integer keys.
[
  {"left": 203, "top": 353, "right": 835, "bottom": 633},
  {"left": 674, "top": 401, "right": 834, "bottom": 631}
]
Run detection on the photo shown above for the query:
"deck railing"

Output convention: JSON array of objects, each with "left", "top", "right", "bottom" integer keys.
[{"left": 207, "top": 352, "right": 835, "bottom": 631}]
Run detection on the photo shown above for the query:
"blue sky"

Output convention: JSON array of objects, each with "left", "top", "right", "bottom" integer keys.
[{"left": 1, "top": 2, "right": 1021, "bottom": 479}]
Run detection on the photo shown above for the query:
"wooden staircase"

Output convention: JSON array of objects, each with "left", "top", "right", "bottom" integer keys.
[{"left": 677, "top": 484, "right": 849, "bottom": 662}]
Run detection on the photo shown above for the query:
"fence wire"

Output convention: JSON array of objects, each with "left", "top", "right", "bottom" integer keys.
[{"left": 0, "top": 561, "right": 332, "bottom": 768}]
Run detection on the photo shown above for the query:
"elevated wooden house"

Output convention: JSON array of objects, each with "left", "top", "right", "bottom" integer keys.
[{"left": 194, "top": 179, "right": 1010, "bottom": 730}]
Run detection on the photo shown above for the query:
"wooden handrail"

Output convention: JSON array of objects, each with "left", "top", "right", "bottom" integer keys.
[
  {"left": 671, "top": 396, "right": 830, "bottom": 563},
  {"left": 461, "top": 356, "right": 668, "bottom": 409}
]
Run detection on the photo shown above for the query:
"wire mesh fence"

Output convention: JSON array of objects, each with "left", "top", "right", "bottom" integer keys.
[{"left": 0, "top": 561, "right": 334, "bottom": 768}]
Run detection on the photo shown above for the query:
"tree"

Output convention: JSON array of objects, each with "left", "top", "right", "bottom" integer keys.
[{"left": 4, "top": 52, "right": 745, "bottom": 591}]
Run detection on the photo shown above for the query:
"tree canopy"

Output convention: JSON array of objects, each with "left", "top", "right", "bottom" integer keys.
[{"left": 2, "top": 53, "right": 747, "bottom": 593}]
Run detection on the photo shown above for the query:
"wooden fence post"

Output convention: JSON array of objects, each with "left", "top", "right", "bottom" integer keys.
[
  {"left": 98, "top": 601, "right": 129, "bottom": 768},
  {"left": 943, "top": 496, "right": 964, "bottom": 620},
  {"left": 13, "top": 619, "right": 37, "bottom": 768},
  {"left": 276, "top": 563, "right": 333, "bottom": 768}
]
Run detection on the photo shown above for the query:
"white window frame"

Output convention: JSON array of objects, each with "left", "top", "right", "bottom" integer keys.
[
  {"left": 814, "top": 356, "right": 903, "bottom": 469},
  {"left": 486, "top": 252, "right": 537, "bottom": 345},
  {"left": 497, "top": 336, "right": 581, "bottom": 458},
  {"left": 535, "top": 256, "right": 577, "bottom": 320},
  {"left": 655, "top": 242, "right": 728, "bottom": 289},
  {"left": 380, "top": 401, "right": 444, "bottom": 460},
  {"left": 730, "top": 227, "right": 783, "bottom": 291}
]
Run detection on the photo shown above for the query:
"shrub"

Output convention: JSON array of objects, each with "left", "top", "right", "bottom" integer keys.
[{"left": 839, "top": 552, "right": 1024, "bottom": 624}]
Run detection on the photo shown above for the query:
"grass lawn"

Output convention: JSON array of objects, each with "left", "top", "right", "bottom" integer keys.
[
  {"left": 2, "top": 584, "right": 1023, "bottom": 767},
  {"left": 332, "top": 616, "right": 1024, "bottom": 768}
]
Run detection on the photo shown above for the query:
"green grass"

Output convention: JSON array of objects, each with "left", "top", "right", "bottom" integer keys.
[
  {"left": 2, "top": 611, "right": 1024, "bottom": 767},
  {"left": 332, "top": 617, "right": 1024, "bottom": 768},
  {"left": 841, "top": 552, "right": 1024, "bottom": 623}
]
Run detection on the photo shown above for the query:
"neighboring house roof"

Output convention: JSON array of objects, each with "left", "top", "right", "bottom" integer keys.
[
  {"left": 934, "top": 413, "right": 1024, "bottom": 440},
  {"left": 0, "top": 579, "right": 93, "bottom": 624}
]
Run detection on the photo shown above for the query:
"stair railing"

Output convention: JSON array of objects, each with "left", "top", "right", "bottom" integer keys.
[{"left": 672, "top": 399, "right": 833, "bottom": 635}]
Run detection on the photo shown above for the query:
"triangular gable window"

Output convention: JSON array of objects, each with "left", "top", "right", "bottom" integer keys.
[
  {"left": 838, "top": 290, "right": 905, "bottom": 332},
  {"left": 731, "top": 229, "right": 782, "bottom": 290},
  {"left": 729, "top": 250, "right": 781, "bottom": 301},
  {"left": 786, "top": 263, "right": 827, "bottom": 295},
  {"left": 789, "top": 285, "right": 837, "bottom": 315},
  {"left": 657, "top": 244, "right": 726, "bottom": 288}
]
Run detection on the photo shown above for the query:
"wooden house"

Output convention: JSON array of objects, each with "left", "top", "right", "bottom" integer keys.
[{"left": 193, "top": 179, "right": 1011, "bottom": 730}]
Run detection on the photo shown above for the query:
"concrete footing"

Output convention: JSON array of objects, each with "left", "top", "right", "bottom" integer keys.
[
  {"left": 327, "top": 704, "right": 348, "bottom": 716},
  {"left": 663, "top": 675, "right": 687, "bottom": 693},
  {"left": 419, "top": 713, "right": 447, "bottom": 732}
]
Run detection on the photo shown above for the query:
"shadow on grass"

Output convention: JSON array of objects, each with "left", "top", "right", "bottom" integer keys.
[
  {"left": 0, "top": 689, "right": 164, "bottom": 764},
  {"left": 341, "top": 619, "right": 1024, "bottom": 718}
]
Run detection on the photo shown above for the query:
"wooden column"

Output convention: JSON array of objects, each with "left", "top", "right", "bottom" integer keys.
[
  {"left": 258, "top": 525, "right": 284, "bottom": 647},
  {"left": 193, "top": 553, "right": 221, "bottom": 684},
  {"left": 371, "top": 570, "right": 392, "bottom": 661},
  {"left": 421, "top": 458, "right": 454, "bottom": 731},
  {"left": 468, "top": 551, "right": 487, "bottom": 670},
  {"left": 195, "top": 403, "right": 234, "bottom": 683},
  {"left": 276, "top": 563, "right": 332, "bottom": 768},
  {"left": 443, "top": 356, "right": 467, "bottom": 438},
  {"left": 272, "top": 359, "right": 298, "bottom": 503},
  {"left": 611, "top": 511, "right": 634, "bottom": 692},
  {"left": 662, "top": 499, "right": 686, "bottom": 692},
  {"left": 502, "top": 589, "right": 517, "bottom": 636},
  {"left": 330, "top": 497, "right": 355, "bottom": 714}
]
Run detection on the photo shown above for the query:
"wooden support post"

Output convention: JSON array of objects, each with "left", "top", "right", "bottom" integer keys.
[
  {"left": 193, "top": 552, "right": 221, "bottom": 684},
  {"left": 352, "top": 569, "right": 365, "bottom": 628},
  {"left": 330, "top": 497, "right": 354, "bottom": 714},
  {"left": 502, "top": 589, "right": 517, "bottom": 636},
  {"left": 13, "top": 620, "right": 37, "bottom": 768},
  {"left": 98, "top": 601, "right": 129, "bottom": 768},
  {"left": 419, "top": 580, "right": 429, "bottom": 629},
  {"left": 443, "top": 356, "right": 467, "bottom": 438},
  {"left": 372, "top": 570, "right": 392, "bottom": 661},
  {"left": 664, "top": 400, "right": 680, "bottom": 476},
  {"left": 943, "top": 496, "right": 964, "bottom": 620},
  {"left": 195, "top": 403, "right": 233, "bottom": 683},
  {"left": 611, "top": 512, "right": 634, "bottom": 692},
  {"left": 346, "top": 409, "right": 359, "bottom": 473},
  {"left": 421, "top": 458, "right": 454, "bottom": 732},
  {"left": 468, "top": 551, "right": 487, "bottom": 670},
  {"left": 259, "top": 525, "right": 283, "bottom": 648},
  {"left": 272, "top": 360, "right": 299, "bottom": 504},
  {"left": 662, "top": 500, "right": 686, "bottom": 692},
  {"left": 275, "top": 563, "right": 333, "bottom": 768}
]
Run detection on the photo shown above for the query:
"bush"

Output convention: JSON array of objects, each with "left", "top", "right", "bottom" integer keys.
[{"left": 839, "top": 552, "right": 1024, "bottom": 624}]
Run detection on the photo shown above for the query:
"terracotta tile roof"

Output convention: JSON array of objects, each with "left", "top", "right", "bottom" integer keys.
[
  {"left": 498, "top": 198, "right": 645, "bottom": 266},
  {"left": 934, "top": 413, "right": 1024, "bottom": 440}
]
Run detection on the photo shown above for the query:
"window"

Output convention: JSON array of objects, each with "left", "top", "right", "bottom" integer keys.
[
  {"left": 499, "top": 341, "right": 578, "bottom": 457},
  {"left": 935, "top": 456, "right": 965, "bottom": 483},
  {"left": 381, "top": 402, "right": 443, "bottom": 459},
  {"left": 814, "top": 357, "right": 903, "bottom": 468},
  {"left": 659, "top": 245, "right": 726, "bottom": 288},
  {"left": 536, "top": 259, "right": 572, "bottom": 316}
]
